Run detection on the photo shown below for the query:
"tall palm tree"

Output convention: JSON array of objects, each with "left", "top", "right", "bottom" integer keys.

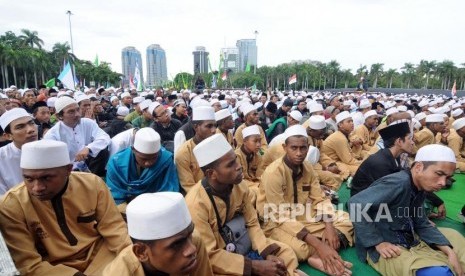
[
  {"left": 436, "top": 60, "right": 456, "bottom": 90},
  {"left": 370, "top": 63, "right": 384, "bottom": 88},
  {"left": 401, "top": 63, "right": 415, "bottom": 89},
  {"left": 18, "top": 29, "right": 44, "bottom": 49},
  {"left": 356, "top": 64, "right": 367, "bottom": 79},
  {"left": 327, "top": 60, "right": 340, "bottom": 88},
  {"left": 384, "top": 69, "right": 397, "bottom": 88},
  {"left": 417, "top": 60, "right": 436, "bottom": 89},
  {"left": 52, "top": 42, "right": 77, "bottom": 70}
]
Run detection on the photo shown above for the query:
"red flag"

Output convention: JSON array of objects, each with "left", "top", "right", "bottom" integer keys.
[
  {"left": 451, "top": 80, "right": 457, "bottom": 97},
  {"left": 288, "top": 74, "right": 297, "bottom": 85}
]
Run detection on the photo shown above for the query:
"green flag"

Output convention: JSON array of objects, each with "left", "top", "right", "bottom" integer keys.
[
  {"left": 94, "top": 54, "right": 99, "bottom": 66},
  {"left": 45, "top": 78, "right": 55, "bottom": 88},
  {"left": 245, "top": 62, "right": 251, "bottom": 73}
]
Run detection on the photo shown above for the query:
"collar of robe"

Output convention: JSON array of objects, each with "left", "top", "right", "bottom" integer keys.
[
  {"left": 283, "top": 156, "right": 303, "bottom": 182},
  {"left": 240, "top": 145, "right": 254, "bottom": 164}
]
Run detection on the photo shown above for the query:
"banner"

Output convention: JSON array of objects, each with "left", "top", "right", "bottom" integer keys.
[
  {"left": 133, "top": 63, "right": 143, "bottom": 91},
  {"left": 58, "top": 62, "right": 75, "bottom": 90},
  {"left": 288, "top": 74, "right": 297, "bottom": 85}
]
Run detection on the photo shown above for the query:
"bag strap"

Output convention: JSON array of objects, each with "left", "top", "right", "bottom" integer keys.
[{"left": 201, "top": 178, "right": 224, "bottom": 230}]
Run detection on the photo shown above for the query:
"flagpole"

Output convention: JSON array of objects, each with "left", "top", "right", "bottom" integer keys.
[
  {"left": 66, "top": 11, "right": 74, "bottom": 54},
  {"left": 254, "top": 30, "right": 258, "bottom": 75}
]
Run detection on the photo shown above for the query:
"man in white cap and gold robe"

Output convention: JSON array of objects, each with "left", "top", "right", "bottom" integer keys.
[
  {"left": 0, "top": 140, "right": 131, "bottom": 275},
  {"left": 451, "top": 118, "right": 465, "bottom": 171},
  {"left": 256, "top": 125, "right": 354, "bottom": 276},
  {"left": 103, "top": 192, "right": 213, "bottom": 276},
  {"left": 413, "top": 114, "right": 446, "bottom": 154},
  {"left": 234, "top": 103, "right": 268, "bottom": 152},
  {"left": 215, "top": 108, "right": 235, "bottom": 146},
  {"left": 353, "top": 110, "right": 379, "bottom": 154},
  {"left": 186, "top": 134, "right": 307, "bottom": 276},
  {"left": 349, "top": 144, "right": 465, "bottom": 276},
  {"left": 0, "top": 108, "right": 38, "bottom": 195}
]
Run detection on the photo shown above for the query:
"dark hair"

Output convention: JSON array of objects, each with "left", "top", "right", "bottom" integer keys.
[
  {"left": 4, "top": 125, "right": 11, "bottom": 134},
  {"left": 131, "top": 237, "right": 155, "bottom": 246},
  {"left": 383, "top": 135, "right": 407, "bottom": 148},
  {"left": 200, "top": 159, "right": 221, "bottom": 174}
]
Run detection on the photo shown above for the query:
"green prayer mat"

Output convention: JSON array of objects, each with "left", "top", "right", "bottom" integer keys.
[{"left": 297, "top": 175, "right": 465, "bottom": 275}]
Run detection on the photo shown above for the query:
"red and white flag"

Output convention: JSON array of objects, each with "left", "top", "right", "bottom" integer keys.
[
  {"left": 451, "top": 80, "right": 457, "bottom": 97},
  {"left": 221, "top": 71, "right": 227, "bottom": 81},
  {"left": 288, "top": 74, "right": 297, "bottom": 85}
]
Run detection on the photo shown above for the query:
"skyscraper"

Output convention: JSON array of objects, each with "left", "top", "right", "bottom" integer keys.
[
  {"left": 192, "top": 46, "right": 209, "bottom": 74},
  {"left": 146, "top": 44, "right": 167, "bottom": 88},
  {"left": 220, "top": 47, "right": 239, "bottom": 73},
  {"left": 236, "top": 39, "right": 257, "bottom": 72},
  {"left": 121, "top": 46, "right": 144, "bottom": 88}
]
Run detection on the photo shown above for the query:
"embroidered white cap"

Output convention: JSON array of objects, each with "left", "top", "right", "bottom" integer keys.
[
  {"left": 127, "top": 192, "right": 191, "bottom": 240},
  {"left": 242, "top": 125, "right": 261, "bottom": 139},
  {"left": 415, "top": 112, "right": 427, "bottom": 121},
  {"left": 120, "top": 92, "right": 131, "bottom": 98},
  {"left": 306, "top": 146, "right": 320, "bottom": 165},
  {"left": 46, "top": 97, "right": 57, "bottom": 108},
  {"left": 117, "top": 106, "right": 130, "bottom": 117},
  {"left": 193, "top": 133, "right": 232, "bottom": 167},
  {"left": 359, "top": 99, "right": 371, "bottom": 109},
  {"left": 55, "top": 96, "right": 77, "bottom": 113},
  {"left": 240, "top": 104, "right": 256, "bottom": 116},
  {"left": 133, "top": 127, "right": 161, "bottom": 154},
  {"left": 21, "top": 140, "right": 70, "bottom": 169},
  {"left": 215, "top": 109, "right": 232, "bottom": 121},
  {"left": 284, "top": 125, "right": 308, "bottom": 140},
  {"left": 364, "top": 110, "right": 378, "bottom": 120},
  {"left": 309, "top": 103, "right": 324, "bottom": 113},
  {"left": 425, "top": 114, "right": 444, "bottom": 123},
  {"left": 386, "top": 107, "right": 399, "bottom": 117},
  {"left": 139, "top": 99, "right": 152, "bottom": 111},
  {"left": 336, "top": 111, "right": 352, "bottom": 124},
  {"left": 452, "top": 109, "right": 463, "bottom": 118},
  {"left": 75, "top": 94, "right": 90, "bottom": 104},
  {"left": 308, "top": 115, "right": 326, "bottom": 130},
  {"left": 0, "top": 108, "right": 32, "bottom": 130},
  {"left": 148, "top": 101, "right": 161, "bottom": 116},
  {"left": 397, "top": 105, "right": 407, "bottom": 112},
  {"left": 289, "top": 110, "right": 303, "bottom": 123},
  {"left": 110, "top": 96, "right": 119, "bottom": 103},
  {"left": 452, "top": 118, "right": 465, "bottom": 131},
  {"left": 415, "top": 144, "right": 456, "bottom": 163},
  {"left": 192, "top": 106, "right": 215, "bottom": 121}
]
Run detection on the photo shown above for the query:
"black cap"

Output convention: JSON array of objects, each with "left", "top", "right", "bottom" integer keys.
[
  {"left": 379, "top": 122, "right": 410, "bottom": 141},
  {"left": 265, "top": 102, "right": 278, "bottom": 113},
  {"left": 32, "top": 101, "right": 48, "bottom": 113},
  {"left": 283, "top": 98, "right": 294, "bottom": 107}
]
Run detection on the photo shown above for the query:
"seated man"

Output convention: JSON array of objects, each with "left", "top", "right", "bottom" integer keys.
[
  {"left": 234, "top": 103, "right": 268, "bottom": 152},
  {"left": 215, "top": 109, "right": 235, "bottom": 146},
  {"left": 186, "top": 133, "right": 306, "bottom": 276},
  {"left": 450, "top": 118, "right": 465, "bottom": 171},
  {"left": 349, "top": 144, "right": 465, "bottom": 276},
  {"left": 150, "top": 101, "right": 182, "bottom": 153},
  {"left": 106, "top": 127, "right": 179, "bottom": 212},
  {"left": 353, "top": 110, "right": 379, "bottom": 155},
  {"left": 103, "top": 192, "right": 213, "bottom": 276},
  {"left": 256, "top": 125, "right": 353, "bottom": 276},
  {"left": 414, "top": 114, "right": 445, "bottom": 154},
  {"left": 0, "top": 140, "right": 131, "bottom": 275}
]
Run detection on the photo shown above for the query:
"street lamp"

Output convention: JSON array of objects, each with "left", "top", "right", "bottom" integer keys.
[
  {"left": 254, "top": 30, "right": 258, "bottom": 74},
  {"left": 66, "top": 10, "right": 74, "bottom": 54}
]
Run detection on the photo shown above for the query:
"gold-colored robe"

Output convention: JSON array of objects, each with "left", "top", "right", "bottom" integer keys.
[
  {"left": 216, "top": 128, "right": 234, "bottom": 146},
  {"left": 234, "top": 123, "right": 268, "bottom": 152},
  {"left": 235, "top": 147, "right": 262, "bottom": 204},
  {"left": 322, "top": 131, "right": 361, "bottom": 175},
  {"left": 174, "top": 138, "right": 204, "bottom": 193}
]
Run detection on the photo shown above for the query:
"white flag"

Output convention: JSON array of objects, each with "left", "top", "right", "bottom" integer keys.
[{"left": 58, "top": 62, "right": 75, "bottom": 90}]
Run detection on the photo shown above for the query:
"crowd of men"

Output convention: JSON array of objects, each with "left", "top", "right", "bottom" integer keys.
[{"left": 1, "top": 83, "right": 465, "bottom": 276}]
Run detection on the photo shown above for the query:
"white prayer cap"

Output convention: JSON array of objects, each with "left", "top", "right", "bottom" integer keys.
[
  {"left": 452, "top": 109, "right": 463, "bottom": 118},
  {"left": 120, "top": 92, "right": 131, "bottom": 98},
  {"left": 425, "top": 114, "right": 444, "bottom": 123},
  {"left": 0, "top": 108, "right": 32, "bottom": 130},
  {"left": 133, "top": 96, "right": 144, "bottom": 104},
  {"left": 75, "top": 94, "right": 90, "bottom": 104},
  {"left": 55, "top": 96, "right": 77, "bottom": 113},
  {"left": 406, "top": 110, "right": 415, "bottom": 119},
  {"left": 148, "top": 101, "right": 161, "bottom": 116},
  {"left": 309, "top": 103, "right": 323, "bottom": 113},
  {"left": 412, "top": 118, "right": 421, "bottom": 130},
  {"left": 193, "top": 133, "right": 232, "bottom": 167},
  {"left": 284, "top": 125, "right": 308, "bottom": 140},
  {"left": 452, "top": 118, "right": 465, "bottom": 131},
  {"left": 210, "top": 99, "right": 219, "bottom": 106},
  {"left": 289, "top": 110, "right": 303, "bottom": 123},
  {"left": 193, "top": 106, "right": 215, "bottom": 121},
  {"left": 359, "top": 99, "right": 371, "bottom": 109},
  {"left": 306, "top": 146, "right": 320, "bottom": 165},
  {"left": 452, "top": 103, "right": 461, "bottom": 109},
  {"left": 117, "top": 106, "right": 130, "bottom": 117},
  {"left": 20, "top": 140, "right": 70, "bottom": 169},
  {"left": 254, "top": 102, "right": 263, "bottom": 109},
  {"left": 397, "top": 105, "right": 407, "bottom": 112},
  {"left": 215, "top": 109, "right": 231, "bottom": 121},
  {"left": 46, "top": 97, "right": 57, "bottom": 108},
  {"left": 386, "top": 107, "right": 399, "bottom": 117},
  {"left": 242, "top": 125, "right": 261, "bottom": 139},
  {"left": 110, "top": 96, "right": 119, "bottom": 102},
  {"left": 336, "top": 111, "right": 352, "bottom": 124},
  {"left": 415, "top": 144, "right": 456, "bottom": 163},
  {"left": 308, "top": 115, "right": 326, "bottom": 130},
  {"left": 127, "top": 192, "right": 191, "bottom": 240},
  {"left": 241, "top": 104, "right": 256, "bottom": 116},
  {"left": 343, "top": 100, "right": 352, "bottom": 106},
  {"left": 0, "top": 93, "right": 7, "bottom": 99},
  {"left": 418, "top": 100, "right": 429, "bottom": 108},
  {"left": 415, "top": 112, "right": 427, "bottom": 121},
  {"left": 139, "top": 99, "right": 151, "bottom": 111},
  {"left": 364, "top": 110, "right": 378, "bottom": 120},
  {"left": 133, "top": 128, "right": 161, "bottom": 154}
]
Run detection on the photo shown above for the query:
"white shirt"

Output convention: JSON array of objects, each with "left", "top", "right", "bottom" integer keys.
[
  {"left": 0, "top": 143, "right": 23, "bottom": 195},
  {"left": 109, "top": 128, "right": 135, "bottom": 157},
  {"left": 44, "top": 118, "right": 110, "bottom": 163},
  {"left": 352, "top": 111, "right": 365, "bottom": 129},
  {"left": 173, "top": 129, "right": 186, "bottom": 155}
]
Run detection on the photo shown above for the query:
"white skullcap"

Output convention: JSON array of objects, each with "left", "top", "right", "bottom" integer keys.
[
  {"left": 117, "top": 106, "right": 130, "bottom": 116},
  {"left": 110, "top": 96, "right": 119, "bottom": 102},
  {"left": 254, "top": 102, "right": 263, "bottom": 109},
  {"left": 215, "top": 109, "right": 231, "bottom": 121},
  {"left": 412, "top": 118, "right": 421, "bottom": 130},
  {"left": 241, "top": 104, "right": 256, "bottom": 116},
  {"left": 452, "top": 118, "right": 465, "bottom": 131},
  {"left": 452, "top": 109, "right": 463, "bottom": 118},
  {"left": 75, "top": 94, "right": 90, "bottom": 104},
  {"left": 309, "top": 103, "right": 323, "bottom": 113},
  {"left": 133, "top": 96, "right": 144, "bottom": 104},
  {"left": 359, "top": 99, "right": 371, "bottom": 109},
  {"left": 397, "top": 105, "right": 407, "bottom": 112},
  {"left": 139, "top": 99, "right": 151, "bottom": 111},
  {"left": 364, "top": 110, "right": 378, "bottom": 120},
  {"left": 133, "top": 128, "right": 161, "bottom": 154},
  {"left": 55, "top": 97, "right": 77, "bottom": 113},
  {"left": 336, "top": 111, "right": 352, "bottom": 124},
  {"left": 120, "top": 92, "right": 131, "bottom": 98},
  {"left": 210, "top": 99, "right": 219, "bottom": 106},
  {"left": 0, "top": 108, "right": 32, "bottom": 130},
  {"left": 127, "top": 192, "right": 191, "bottom": 240},
  {"left": 418, "top": 101, "right": 429, "bottom": 108},
  {"left": 425, "top": 114, "right": 444, "bottom": 123},
  {"left": 289, "top": 110, "right": 303, "bottom": 122},
  {"left": 415, "top": 144, "right": 456, "bottom": 163},
  {"left": 148, "top": 102, "right": 161, "bottom": 116},
  {"left": 193, "top": 133, "right": 232, "bottom": 167},
  {"left": 284, "top": 125, "right": 308, "bottom": 140},
  {"left": 21, "top": 140, "right": 70, "bottom": 169},
  {"left": 193, "top": 106, "right": 215, "bottom": 121},
  {"left": 386, "top": 107, "right": 399, "bottom": 117},
  {"left": 452, "top": 103, "right": 461, "bottom": 109},
  {"left": 406, "top": 110, "right": 415, "bottom": 119},
  {"left": 306, "top": 146, "right": 320, "bottom": 165},
  {"left": 415, "top": 112, "right": 427, "bottom": 121},
  {"left": 46, "top": 97, "right": 57, "bottom": 108},
  {"left": 308, "top": 115, "right": 326, "bottom": 130},
  {"left": 242, "top": 125, "right": 261, "bottom": 139}
]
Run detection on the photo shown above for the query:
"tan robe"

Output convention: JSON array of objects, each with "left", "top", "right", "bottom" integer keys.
[
  {"left": 414, "top": 127, "right": 435, "bottom": 154},
  {"left": 102, "top": 232, "right": 214, "bottom": 276},
  {"left": 235, "top": 147, "right": 262, "bottom": 204},
  {"left": 234, "top": 123, "right": 268, "bottom": 152},
  {"left": 446, "top": 129, "right": 465, "bottom": 171},
  {"left": 322, "top": 131, "right": 361, "bottom": 175},
  {"left": 185, "top": 181, "right": 300, "bottom": 276},
  {"left": 216, "top": 128, "right": 234, "bottom": 146},
  {"left": 256, "top": 157, "right": 353, "bottom": 261},
  {"left": 354, "top": 124, "right": 377, "bottom": 152},
  {"left": 174, "top": 138, "right": 204, "bottom": 193},
  {"left": 0, "top": 172, "right": 131, "bottom": 275}
]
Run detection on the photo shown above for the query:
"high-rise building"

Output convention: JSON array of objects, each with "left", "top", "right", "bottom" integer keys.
[
  {"left": 146, "top": 44, "right": 167, "bottom": 88},
  {"left": 192, "top": 46, "right": 209, "bottom": 74},
  {"left": 236, "top": 39, "right": 257, "bottom": 72},
  {"left": 121, "top": 46, "right": 144, "bottom": 88},
  {"left": 220, "top": 47, "right": 239, "bottom": 73}
]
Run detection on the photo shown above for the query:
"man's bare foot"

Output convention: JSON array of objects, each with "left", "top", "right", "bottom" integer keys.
[{"left": 307, "top": 256, "right": 352, "bottom": 276}]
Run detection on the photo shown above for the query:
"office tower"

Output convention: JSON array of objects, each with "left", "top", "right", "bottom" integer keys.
[
  {"left": 121, "top": 46, "right": 144, "bottom": 88},
  {"left": 236, "top": 39, "right": 257, "bottom": 72},
  {"left": 146, "top": 44, "right": 167, "bottom": 88},
  {"left": 192, "top": 46, "right": 209, "bottom": 74},
  {"left": 220, "top": 47, "right": 239, "bottom": 73}
]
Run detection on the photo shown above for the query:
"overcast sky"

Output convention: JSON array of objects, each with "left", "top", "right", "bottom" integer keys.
[{"left": 1, "top": 0, "right": 464, "bottom": 78}]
